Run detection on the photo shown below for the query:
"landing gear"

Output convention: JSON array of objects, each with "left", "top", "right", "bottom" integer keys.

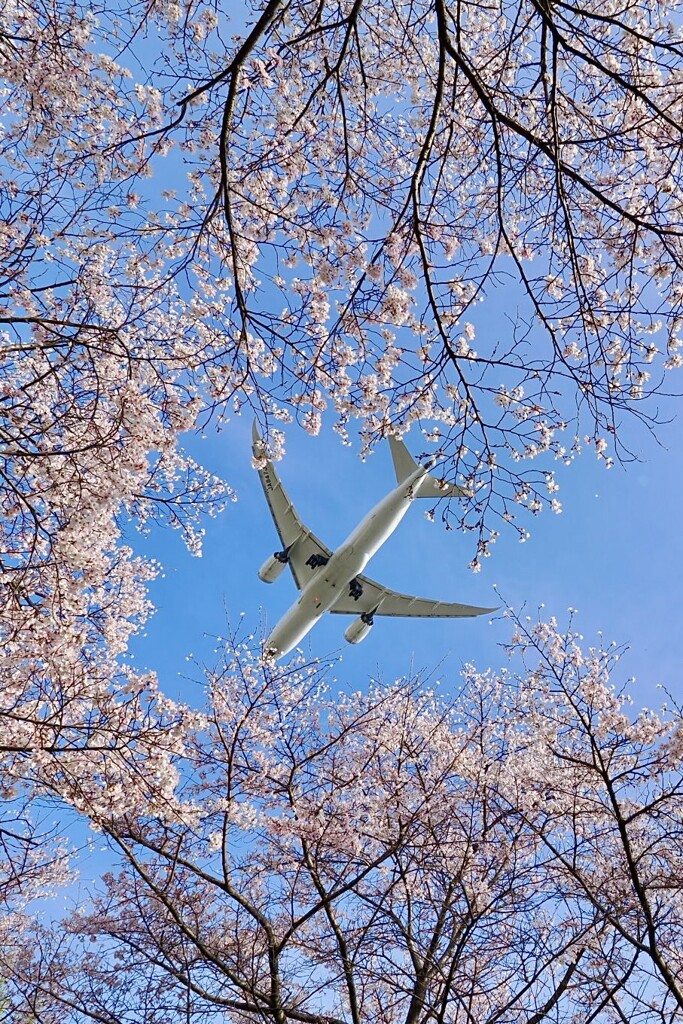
[
  {"left": 349, "top": 578, "right": 363, "bottom": 601},
  {"left": 306, "top": 553, "right": 329, "bottom": 569}
]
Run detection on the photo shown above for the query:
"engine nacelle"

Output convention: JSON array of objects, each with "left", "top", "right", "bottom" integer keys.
[
  {"left": 344, "top": 614, "right": 373, "bottom": 645},
  {"left": 258, "top": 552, "right": 288, "bottom": 584}
]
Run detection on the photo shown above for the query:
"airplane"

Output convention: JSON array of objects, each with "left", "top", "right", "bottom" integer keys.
[{"left": 253, "top": 421, "right": 496, "bottom": 659}]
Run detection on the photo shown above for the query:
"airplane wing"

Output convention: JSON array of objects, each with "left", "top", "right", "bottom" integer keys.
[
  {"left": 253, "top": 422, "right": 332, "bottom": 591},
  {"left": 329, "top": 574, "right": 496, "bottom": 619}
]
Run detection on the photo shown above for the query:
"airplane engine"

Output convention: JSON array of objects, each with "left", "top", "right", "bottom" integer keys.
[
  {"left": 258, "top": 552, "right": 288, "bottom": 583},
  {"left": 344, "top": 614, "right": 373, "bottom": 645}
]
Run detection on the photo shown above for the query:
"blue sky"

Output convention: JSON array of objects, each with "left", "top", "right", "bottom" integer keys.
[{"left": 129, "top": 393, "right": 683, "bottom": 709}]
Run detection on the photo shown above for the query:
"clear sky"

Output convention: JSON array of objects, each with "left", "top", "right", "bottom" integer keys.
[{"left": 129, "top": 388, "right": 683, "bottom": 710}]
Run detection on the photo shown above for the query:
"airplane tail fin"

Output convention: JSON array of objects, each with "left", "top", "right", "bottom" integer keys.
[
  {"left": 388, "top": 436, "right": 472, "bottom": 499},
  {"left": 388, "top": 436, "right": 420, "bottom": 485}
]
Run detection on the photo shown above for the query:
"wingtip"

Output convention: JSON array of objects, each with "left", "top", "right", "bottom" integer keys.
[
  {"left": 252, "top": 419, "right": 268, "bottom": 463},
  {"left": 464, "top": 604, "right": 500, "bottom": 618}
]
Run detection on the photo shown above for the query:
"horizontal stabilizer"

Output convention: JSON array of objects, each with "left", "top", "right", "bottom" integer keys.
[{"left": 388, "top": 436, "right": 471, "bottom": 498}]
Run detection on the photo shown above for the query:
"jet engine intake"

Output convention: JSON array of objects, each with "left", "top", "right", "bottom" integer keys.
[
  {"left": 258, "top": 551, "right": 288, "bottom": 583},
  {"left": 344, "top": 612, "right": 374, "bottom": 645}
]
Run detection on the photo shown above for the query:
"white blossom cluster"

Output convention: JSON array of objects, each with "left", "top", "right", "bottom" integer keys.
[
  {"left": 1, "top": 0, "right": 683, "bottom": 974},
  {"left": 4, "top": 628, "right": 683, "bottom": 1021}
]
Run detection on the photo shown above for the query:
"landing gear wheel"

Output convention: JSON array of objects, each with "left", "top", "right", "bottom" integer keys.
[{"left": 349, "top": 578, "right": 363, "bottom": 601}]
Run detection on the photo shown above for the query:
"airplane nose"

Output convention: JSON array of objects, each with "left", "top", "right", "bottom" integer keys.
[
  {"left": 264, "top": 625, "right": 290, "bottom": 660},
  {"left": 263, "top": 634, "right": 282, "bottom": 659}
]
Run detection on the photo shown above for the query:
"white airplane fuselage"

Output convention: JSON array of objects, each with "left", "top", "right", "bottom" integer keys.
[{"left": 266, "top": 465, "right": 428, "bottom": 657}]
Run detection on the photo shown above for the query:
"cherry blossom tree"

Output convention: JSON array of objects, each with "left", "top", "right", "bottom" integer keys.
[
  {"left": 2, "top": 0, "right": 681, "bottom": 705},
  {"left": 3, "top": 622, "right": 682, "bottom": 1023},
  {"left": 169, "top": 0, "right": 683, "bottom": 513},
  {"left": 0, "top": 0, "right": 234, "bottom": 913},
  {"left": 3, "top": 0, "right": 683, "bottom": 557},
  {"left": 1, "top": 0, "right": 683, "bottom": 987}
]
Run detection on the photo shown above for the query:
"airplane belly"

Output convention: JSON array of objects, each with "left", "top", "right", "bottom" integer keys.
[
  {"left": 265, "top": 578, "right": 337, "bottom": 658},
  {"left": 321, "top": 544, "right": 373, "bottom": 588},
  {"left": 343, "top": 500, "right": 410, "bottom": 566}
]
